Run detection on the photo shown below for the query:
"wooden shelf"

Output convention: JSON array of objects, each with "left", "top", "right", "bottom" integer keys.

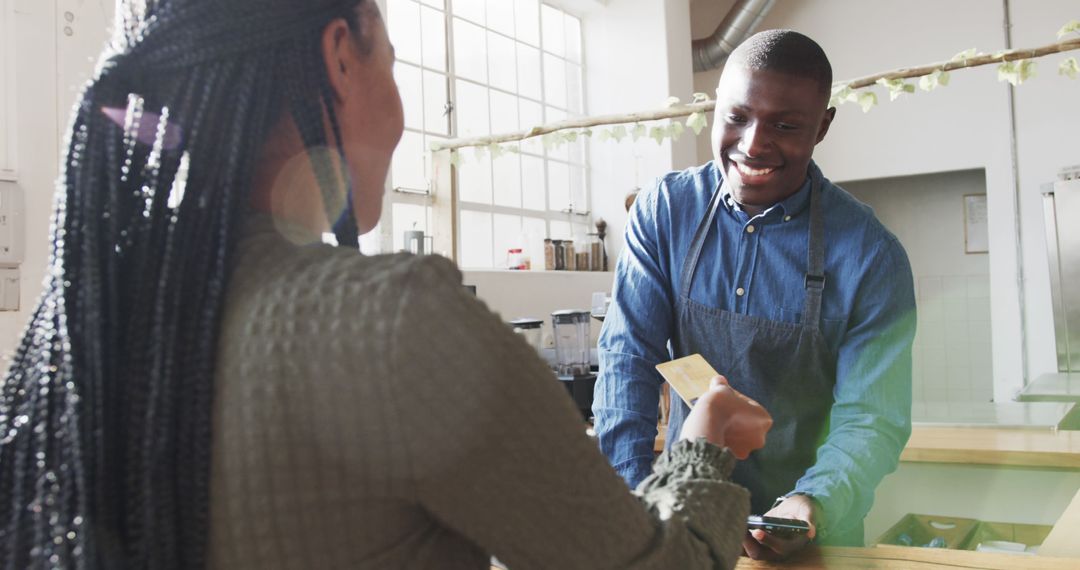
[{"left": 900, "top": 426, "right": 1080, "bottom": 469}]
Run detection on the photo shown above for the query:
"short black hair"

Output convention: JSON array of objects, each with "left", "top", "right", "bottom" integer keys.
[{"left": 729, "top": 29, "right": 833, "bottom": 96}]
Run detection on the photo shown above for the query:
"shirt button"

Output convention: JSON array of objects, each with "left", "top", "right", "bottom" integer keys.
[
  {"left": 784, "top": 215, "right": 792, "bottom": 222},
  {"left": 736, "top": 287, "right": 745, "bottom": 296},
  {"left": 746, "top": 225, "right": 756, "bottom": 234}
]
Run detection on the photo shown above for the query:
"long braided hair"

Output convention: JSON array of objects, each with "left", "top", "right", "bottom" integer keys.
[{"left": 0, "top": 0, "right": 370, "bottom": 567}]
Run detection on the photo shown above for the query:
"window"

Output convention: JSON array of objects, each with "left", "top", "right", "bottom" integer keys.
[{"left": 386, "top": 0, "right": 591, "bottom": 268}]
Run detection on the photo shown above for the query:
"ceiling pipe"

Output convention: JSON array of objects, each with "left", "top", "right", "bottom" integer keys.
[{"left": 691, "top": 0, "right": 776, "bottom": 72}]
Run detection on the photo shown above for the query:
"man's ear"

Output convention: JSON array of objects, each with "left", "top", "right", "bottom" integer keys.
[
  {"left": 816, "top": 107, "right": 836, "bottom": 144},
  {"left": 321, "top": 18, "right": 355, "bottom": 103}
]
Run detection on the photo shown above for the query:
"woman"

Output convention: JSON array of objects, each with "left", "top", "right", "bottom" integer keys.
[{"left": 0, "top": 1, "right": 772, "bottom": 568}]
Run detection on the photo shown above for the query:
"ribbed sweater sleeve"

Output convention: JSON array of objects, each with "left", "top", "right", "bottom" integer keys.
[{"left": 390, "top": 255, "right": 750, "bottom": 570}]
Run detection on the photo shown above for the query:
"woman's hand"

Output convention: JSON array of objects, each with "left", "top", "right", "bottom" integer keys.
[{"left": 679, "top": 376, "right": 772, "bottom": 459}]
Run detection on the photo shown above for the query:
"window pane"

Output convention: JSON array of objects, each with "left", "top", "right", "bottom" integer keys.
[
  {"left": 547, "top": 161, "right": 570, "bottom": 212},
  {"left": 570, "top": 164, "right": 586, "bottom": 212},
  {"left": 493, "top": 213, "right": 523, "bottom": 268},
  {"left": 544, "top": 107, "right": 568, "bottom": 161},
  {"left": 521, "top": 154, "right": 546, "bottom": 211},
  {"left": 392, "top": 130, "right": 427, "bottom": 192},
  {"left": 514, "top": 0, "right": 540, "bottom": 45},
  {"left": 493, "top": 153, "right": 521, "bottom": 208},
  {"left": 541, "top": 4, "right": 564, "bottom": 56},
  {"left": 395, "top": 63, "right": 423, "bottom": 131},
  {"left": 460, "top": 209, "right": 494, "bottom": 268},
  {"left": 392, "top": 203, "right": 430, "bottom": 252},
  {"left": 458, "top": 154, "right": 492, "bottom": 204},
  {"left": 543, "top": 54, "right": 566, "bottom": 109},
  {"left": 519, "top": 99, "right": 543, "bottom": 155},
  {"left": 420, "top": 0, "right": 444, "bottom": 7},
  {"left": 489, "top": 90, "right": 518, "bottom": 135},
  {"left": 565, "top": 14, "right": 582, "bottom": 63},
  {"left": 486, "top": 0, "right": 515, "bottom": 37},
  {"left": 549, "top": 219, "right": 571, "bottom": 240},
  {"left": 516, "top": 43, "right": 542, "bottom": 101},
  {"left": 568, "top": 134, "right": 584, "bottom": 164},
  {"left": 423, "top": 70, "right": 449, "bottom": 135},
  {"left": 566, "top": 63, "right": 583, "bottom": 114},
  {"left": 387, "top": 0, "right": 421, "bottom": 64},
  {"left": 454, "top": 80, "right": 489, "bottom": 136},
  {"left": 487, "top": 32, "right": 517, "bottom": 92},
  {"left": 453, "top": 18, "right": 487, "bottom": 82},
  {"left": 420, "top": 6, "right": 447, "bottom": 71},
  {"left": 522, "top": 216, "right": 547, "bottom": 270},
  {"left": 453, "top": 0, "right": 484, "bottom": 23}
]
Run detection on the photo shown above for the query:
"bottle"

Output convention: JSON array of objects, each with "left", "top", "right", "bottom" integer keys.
[
  {"left": 507, "top": 248, "right": 527, "bottom": 270},
  {"left": 544, "top": 239, "right": 556, "bottom": 270}
]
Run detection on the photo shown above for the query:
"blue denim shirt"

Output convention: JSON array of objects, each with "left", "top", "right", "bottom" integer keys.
[{"left": 594, "top": 160, "right": 915, "bottom": 536}]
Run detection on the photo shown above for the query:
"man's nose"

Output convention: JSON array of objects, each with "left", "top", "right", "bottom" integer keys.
[{"left": 737, "top": 122, "right": 771, "bottom": 158}]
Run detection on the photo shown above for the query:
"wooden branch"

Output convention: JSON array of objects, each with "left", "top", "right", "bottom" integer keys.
[
  {"left": 842, "top": 36, "right": 1080, "bottom": 89},
  {"left": 431, "top": 37, "right": 1080, "bottom": 152}
]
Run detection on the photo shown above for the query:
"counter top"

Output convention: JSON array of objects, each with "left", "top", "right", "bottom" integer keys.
[
  {"left": 653, "top": 425, "right": 1080, "bottom": 468},
  {"left": 734, "top": 545, "right": 1080, "bottom": 569},
  {"left": 1019, "top": 372, "right": 1080, "bottom": 403},
  {"left": 1039, "top": 488, "right": 1080, "bottom": 557},
  {"left": 900, "top": 426, "right": 1080, "bottom": 469}
]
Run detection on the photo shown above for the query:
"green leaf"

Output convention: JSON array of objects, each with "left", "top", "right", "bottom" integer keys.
[
  {"left": 611, "top": 125, "right": 628, "bottom": 142},
  {"left": 691, "top": 92, "right": 711, "bottom": 103},
  {"left": 1058, "top": 20, "right": 1080, "bottom": 38},
  {"left": 1060, "top": 57, "right": 1080, "bottom": 79},
  {"left": 579, "top": 128, "right": 593, "bottom": 138},
  {"left": 542, "top": 132, "right": 560, "bottom": 150},
  {"left": 951, "top": 48, "right": 978, "bottom": 62},
  {"left": 597, "top": 129, "right": 612, "bottom": 142},
  {"left": 449, "top": 150, "right": 462, "bottom": 167},
  {"left": 856, "top": 91, "right": 877, "bottom": 113},
  {"left": 876, "top": 77, "right": 915, "bottom": 101},
  {"left": 918, "top": 70, "right": 947, "bottom": 91},
  {"left": 488, "top": 143, "right": 505, "bottom": 158},
  {"left": 564, "top": 130, "right": 578, "bottom": 143},
  {"left": 829, "top": 84, "right": 853, "bottom": 107},
  {"left": 649, "top": 125, "right": 667, "bottom": 145},
  {"left": 631, "top": 123, "right": 646, "bottom": 142},
  {"left": 664, "top": 96, "right": 681, "bottom": 107},
  {"left": 474, "top": 145, "right": 488, "bottom": 160},
  {"left": 667, "top": 121, "right": 685, "bottom": 141},
  {"left": 685, "top": 111, "right": 709, "bottom": 135},
  {"left": 999, "top": 59, "right": 1036, "bottom": 85}
]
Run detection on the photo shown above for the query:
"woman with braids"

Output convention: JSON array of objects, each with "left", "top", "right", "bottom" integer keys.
[{"left": 0, "top": 0, "right": 772, "bottom": 568}]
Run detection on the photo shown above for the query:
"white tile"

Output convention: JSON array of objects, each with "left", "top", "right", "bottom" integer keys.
[
  {"left": 966, "top": 275, "right": 991, "bottom": 299},
  {"left": 918, "top": 275, "right": 943, "bottom": 300},
  {"left": 943, "top": 275, "right": 968, "bottom": 300}
]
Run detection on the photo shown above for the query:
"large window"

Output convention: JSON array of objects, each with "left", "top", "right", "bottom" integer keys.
[
  {"left": 1, "top": 1, "right": 16, "bottom": 180},
  {"left": 386, "top": 0, "right": 590, "bottom": 268}
]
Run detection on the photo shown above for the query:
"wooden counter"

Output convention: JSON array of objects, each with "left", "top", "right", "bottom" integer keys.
[
  {"left": 492, "top": 545, "right": 1079, "bottom": 569},
  {"left": 734, "top": 545, "right": 1080, "bottom": 568},
  {"left": 899, "top": 426, "right": 1080, "bottom": 469},
  {"left": 1040, "top": 488, "right": 1080, "bottom": 557},
  {"left": 654, "top": 425, "right": 1080, "bottom": 468}
]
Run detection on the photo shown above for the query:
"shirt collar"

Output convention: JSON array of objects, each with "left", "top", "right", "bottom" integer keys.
[{"left": 715, "top": 162, "right": 814, "bottom": 221}]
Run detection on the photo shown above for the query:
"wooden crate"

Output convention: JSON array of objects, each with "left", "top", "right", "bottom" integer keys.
[
  {"left": 962, "top": 521, "right": 1053, "bottom": 551},
  {"left": 875, "top": 513, "right": 979, "bottom": 549}
]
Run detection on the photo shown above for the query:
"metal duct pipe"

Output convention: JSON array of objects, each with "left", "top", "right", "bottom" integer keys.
[{"left": 692, "top": 0, "right": 776, "bottom": 72}]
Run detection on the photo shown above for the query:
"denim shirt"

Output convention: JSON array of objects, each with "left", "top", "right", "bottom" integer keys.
[{"left": 594, "top": 160, "right": 916, "bottom": 537}]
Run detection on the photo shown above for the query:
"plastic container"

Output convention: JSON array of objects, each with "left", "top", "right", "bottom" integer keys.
[
  {"left": 509, "top": 318, "right": 544, "bottom": 354},
  {"left": 551, "top": 310, "right": 590, "bottom": 376}
]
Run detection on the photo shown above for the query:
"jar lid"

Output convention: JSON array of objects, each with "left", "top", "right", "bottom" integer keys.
[
  {"left": 508, "top": 318, "right": 543, "bottom": 329},
  {"left": 551, "top": 309, "right": 590, "bottom": 323}
]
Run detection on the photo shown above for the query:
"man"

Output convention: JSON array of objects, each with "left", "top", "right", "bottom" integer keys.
[{"left": 594, "top": 29, "right": 916, "bottom": 560}]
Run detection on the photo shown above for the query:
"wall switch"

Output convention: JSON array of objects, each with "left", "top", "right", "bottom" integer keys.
[{"left": 0, "top": 267, "right": 18, "bottom": 311}]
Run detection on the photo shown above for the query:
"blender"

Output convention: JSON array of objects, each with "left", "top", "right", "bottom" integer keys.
[{"left": 551, "top": 310, "right": 596, "bottom": 420}]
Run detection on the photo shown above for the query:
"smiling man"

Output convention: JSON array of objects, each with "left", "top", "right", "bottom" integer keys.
[{"left": 594, "top": 30, "right": 917, "bottom": 560}]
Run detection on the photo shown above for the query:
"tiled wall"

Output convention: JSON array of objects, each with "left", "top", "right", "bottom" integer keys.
[
  {"left": 913, "top": 274, "right": 993, "bottom": 403},
  {"left": 843, "top": 169, "right": 993, "bottom": 405}
]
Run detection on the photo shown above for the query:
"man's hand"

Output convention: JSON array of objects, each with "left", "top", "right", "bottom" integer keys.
[{"left": 742, "top": 494, "right": 817, "bottom": 561}]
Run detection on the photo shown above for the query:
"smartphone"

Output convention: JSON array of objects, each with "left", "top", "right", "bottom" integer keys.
[{"left": 747, "top": 515, "right": 811, "bottom": 538}]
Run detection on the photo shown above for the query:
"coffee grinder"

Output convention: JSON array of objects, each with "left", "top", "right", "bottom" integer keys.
[{"left": 551, "top": 310, "right": 596, "bottom": 421}]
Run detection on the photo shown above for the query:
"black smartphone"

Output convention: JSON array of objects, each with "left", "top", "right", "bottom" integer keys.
[{"left": 747, "top": 515, "right": 811, "bottom": 538}]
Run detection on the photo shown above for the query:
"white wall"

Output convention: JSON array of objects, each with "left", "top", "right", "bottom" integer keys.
[
  {"left": 689, "top": 0, "right": 1079, "bottom": 401},
  {"left": 844, "top": 170, "right": 993, "bottom": 405}
]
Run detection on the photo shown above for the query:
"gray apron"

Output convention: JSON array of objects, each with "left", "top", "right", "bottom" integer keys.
[{"left": 667, "top": 169, "right": 862, "bottom": 545}]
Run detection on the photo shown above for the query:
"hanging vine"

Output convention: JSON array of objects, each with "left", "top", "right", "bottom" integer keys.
[{"left": 430, "top": 21, "right": 1080, "bottom": 164}]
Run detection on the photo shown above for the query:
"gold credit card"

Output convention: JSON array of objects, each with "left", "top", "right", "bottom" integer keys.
[{"left": 655, "top": 354, "right": 719, "bottom": 407}]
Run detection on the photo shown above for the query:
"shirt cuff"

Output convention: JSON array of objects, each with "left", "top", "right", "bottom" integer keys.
[{"left": 653, "top": 437, "right": 736, "bottom": 481}]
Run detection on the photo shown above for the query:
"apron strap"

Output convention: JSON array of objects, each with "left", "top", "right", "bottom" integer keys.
[
  {"left": 678, "top": 178, "right": 725, "bottom": 299},
  {"left": 802, "top": 166, "right": 826, "bottom": 330}
]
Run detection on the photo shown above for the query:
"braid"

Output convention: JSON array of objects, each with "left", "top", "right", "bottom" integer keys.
[{"left": 0, "top": 1, "right": 369, "bottom": 567}]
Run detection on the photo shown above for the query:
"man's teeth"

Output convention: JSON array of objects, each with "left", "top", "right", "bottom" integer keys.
[{"left": 735, "top": 163, "right": 775, "bottom": 177}]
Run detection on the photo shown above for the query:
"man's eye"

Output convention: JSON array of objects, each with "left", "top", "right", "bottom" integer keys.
[
  {"left": 726, "top": 114, "right": 747, "bottom": 124},
  {"left": 776, "top": 123, "right": 798, "bottom": 131}
]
